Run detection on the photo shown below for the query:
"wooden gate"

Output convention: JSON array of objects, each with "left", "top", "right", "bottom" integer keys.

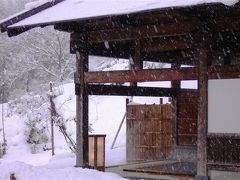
[{"left": 127, "top": 104, "right": 173, "bottom": 162}]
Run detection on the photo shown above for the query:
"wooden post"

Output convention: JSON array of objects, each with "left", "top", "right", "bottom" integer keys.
[
  {"left": 126, "top": 98, "right": 130, "bottom": 161},
  {"left": 75, "top": 47, "right": 89, "bottom": 167},
  {"left": 49, "top": 82, "right": 55, "bottom": 156},
  {"left": 10, "top": 173, "right": 16, "bottom": 180},
  {"left": 159, "top": 98, "right": 163, "bottom": 104},
  {"left": 129, "top": 40, "right": 142, "bottom": 101},
  {"left": 171, "top": 64, "right": 181, "bottom": 89},
  {"left": 171, "top": 64, "right": 181, "bottom": 146},
  {"left": 195, "top": 49, "right": 209, "bottom": 180},
  {"left": 133, "top": 40, "right": 142, "bottom": 70}
]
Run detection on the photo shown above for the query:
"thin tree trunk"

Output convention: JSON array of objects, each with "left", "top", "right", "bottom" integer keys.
[
  {"left": 49, "top": 82, "right": 55, "bottom": 156},
  {"left": 2, "top": 103, "right": 6, "bottom": 155}
]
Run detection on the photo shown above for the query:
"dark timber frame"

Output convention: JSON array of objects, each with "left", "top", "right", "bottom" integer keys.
[{"left": 2, "top": 1, "right": 240, "bottom": 179}]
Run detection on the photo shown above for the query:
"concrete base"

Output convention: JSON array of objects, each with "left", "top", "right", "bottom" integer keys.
[
  {"left": 209, "top": 170, "right": 240, "bottom": 180},
  {"left": 194, "top": 175, "right": 209, "bottom": 180},
  {"left": 107, "top": 161, "right": 193, "bottom": 180},
  {"left": 169, "top": 146, "right": 197, "bottom": 161}
]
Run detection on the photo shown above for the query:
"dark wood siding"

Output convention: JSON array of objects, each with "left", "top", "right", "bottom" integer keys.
[
  {"left": 208, "top": 133, "right": 240, "bottom": 165},
  {"left": 177, "top": 92, "right": 198, "bottom": 146}
]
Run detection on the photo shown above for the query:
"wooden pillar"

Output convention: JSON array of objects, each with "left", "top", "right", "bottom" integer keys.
[
  {"left": 195, "top": 49, "right": 209, "bottom": 180},
  {"left": 129, "top": 39, "right": 142, "bottom": 99},
  {"left": 133, "top": 39, "right": 143, "bottom": 70},
  {"left": 75, "top": 48, "right": 89, "bottom": 167},
  {"left": 171, "top": 64, "right": 181, "bottom": 89},
  {"left": 171, "top": 63, "right": 181, "bottom": 146}
]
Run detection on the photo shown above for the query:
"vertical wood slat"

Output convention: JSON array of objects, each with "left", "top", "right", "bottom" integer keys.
[
  {"left": 197, "top": 49, "right": 208, "bottom": 176},
  {"left": 126, "top": 104, "right": 173, "bottom": 162},
  {"left": 171, "top": 97, "right": 177, "bottom": 147},
  {"left": 94, "top": 136, "right": 97, "bottom": 168},
  {"left": 177, "top": 92, "right": 198, "bottom": 146}
]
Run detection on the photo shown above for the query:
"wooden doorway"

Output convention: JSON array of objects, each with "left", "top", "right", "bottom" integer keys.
[{"left": 126, "top": 103, "right": 173, "bottom": 162}]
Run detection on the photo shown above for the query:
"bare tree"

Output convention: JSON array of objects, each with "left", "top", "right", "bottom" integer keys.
[{"left": 0, "top": 1, "right": 75, "bottom": 100}]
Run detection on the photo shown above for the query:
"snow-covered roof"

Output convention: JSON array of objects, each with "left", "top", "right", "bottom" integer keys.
[{"left": 6, "top": 0, "right": 239, "bottom": 28}]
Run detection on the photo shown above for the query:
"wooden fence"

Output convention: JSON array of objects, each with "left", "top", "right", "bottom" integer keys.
[{"left": 127, "top": 104, "right": 173, "bottom": 162}]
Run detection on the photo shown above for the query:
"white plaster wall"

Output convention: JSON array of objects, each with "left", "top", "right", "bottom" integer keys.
[{"left": 208, "top": 79, "right": 240, "bottom": 133}]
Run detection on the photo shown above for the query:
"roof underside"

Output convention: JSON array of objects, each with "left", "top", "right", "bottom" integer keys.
[{"left": 3, "top": 0, "right": 239, "bottom": 29}]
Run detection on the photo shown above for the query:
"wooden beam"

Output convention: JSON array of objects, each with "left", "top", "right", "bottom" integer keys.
[
  {"left": 208, "top": 65, "right": 240, "bottom": 79},
  {"left": 72, "top": 36, "right": 191, "bottom": 54},
  {"left": 71, "top": 35, "right": 196, "bottom": 65},
  {"left": 209, "top": 17, "right": 240, "bottom": 32},
  {"left": 196, "top": 49, "right": 208, "bottom": 178},
  {"left": 86, "top": 50, "right": 196, "bottom": 65},
  {"left": 84, "top": 65, "right": 240, "bottom": 84},
  {"left": 86, "top": 85, "right": 175, "bottom": 97},
  {"left": 71, "top": 21, "right": 197, "bottom": 44},
  {"left": 142, "top": 37, "right": 190, "bottom": 52},
  {"left": 83, "top": 84, "right": 198, "bottom": 97},
  {"left": 85, "top": 67, "right": 197, "bottom": 83},
  {"left": 142, "top": 50, "right": 196, "bottom": 65}
]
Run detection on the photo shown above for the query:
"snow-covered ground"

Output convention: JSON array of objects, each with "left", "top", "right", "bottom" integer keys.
[
  {"left": 0, "top": 83, "right": 166, "bottom": 180},
  {"left": 0, "top": 160, "right": 125, "bottom": 180},
  {"left": 0, "top": 83, "right": 129, "bottom": 179}
]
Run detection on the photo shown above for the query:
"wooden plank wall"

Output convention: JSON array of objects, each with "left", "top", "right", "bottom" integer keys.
[
  {"left": 177, "top": 92, "right": 198, "bottom": 146},
  {"left": 127, "top": 104, "right": 173, "bottom": 162},
  {"left": 208, "top": 133, "right": 240, "bottom": 165}
]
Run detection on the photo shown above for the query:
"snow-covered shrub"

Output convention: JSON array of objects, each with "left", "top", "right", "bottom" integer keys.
[
  {"left": 7, "top": 83, "right": 94, "bottom": 154},
  {"left": 8, "top": 93, "right": 51, "bottom": 153},
  {"left": 25, "top": 110, "right": 49, "bottom": 154},
  {"left": 0, "top": 140, "right": 6, "bottom": 158}
]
